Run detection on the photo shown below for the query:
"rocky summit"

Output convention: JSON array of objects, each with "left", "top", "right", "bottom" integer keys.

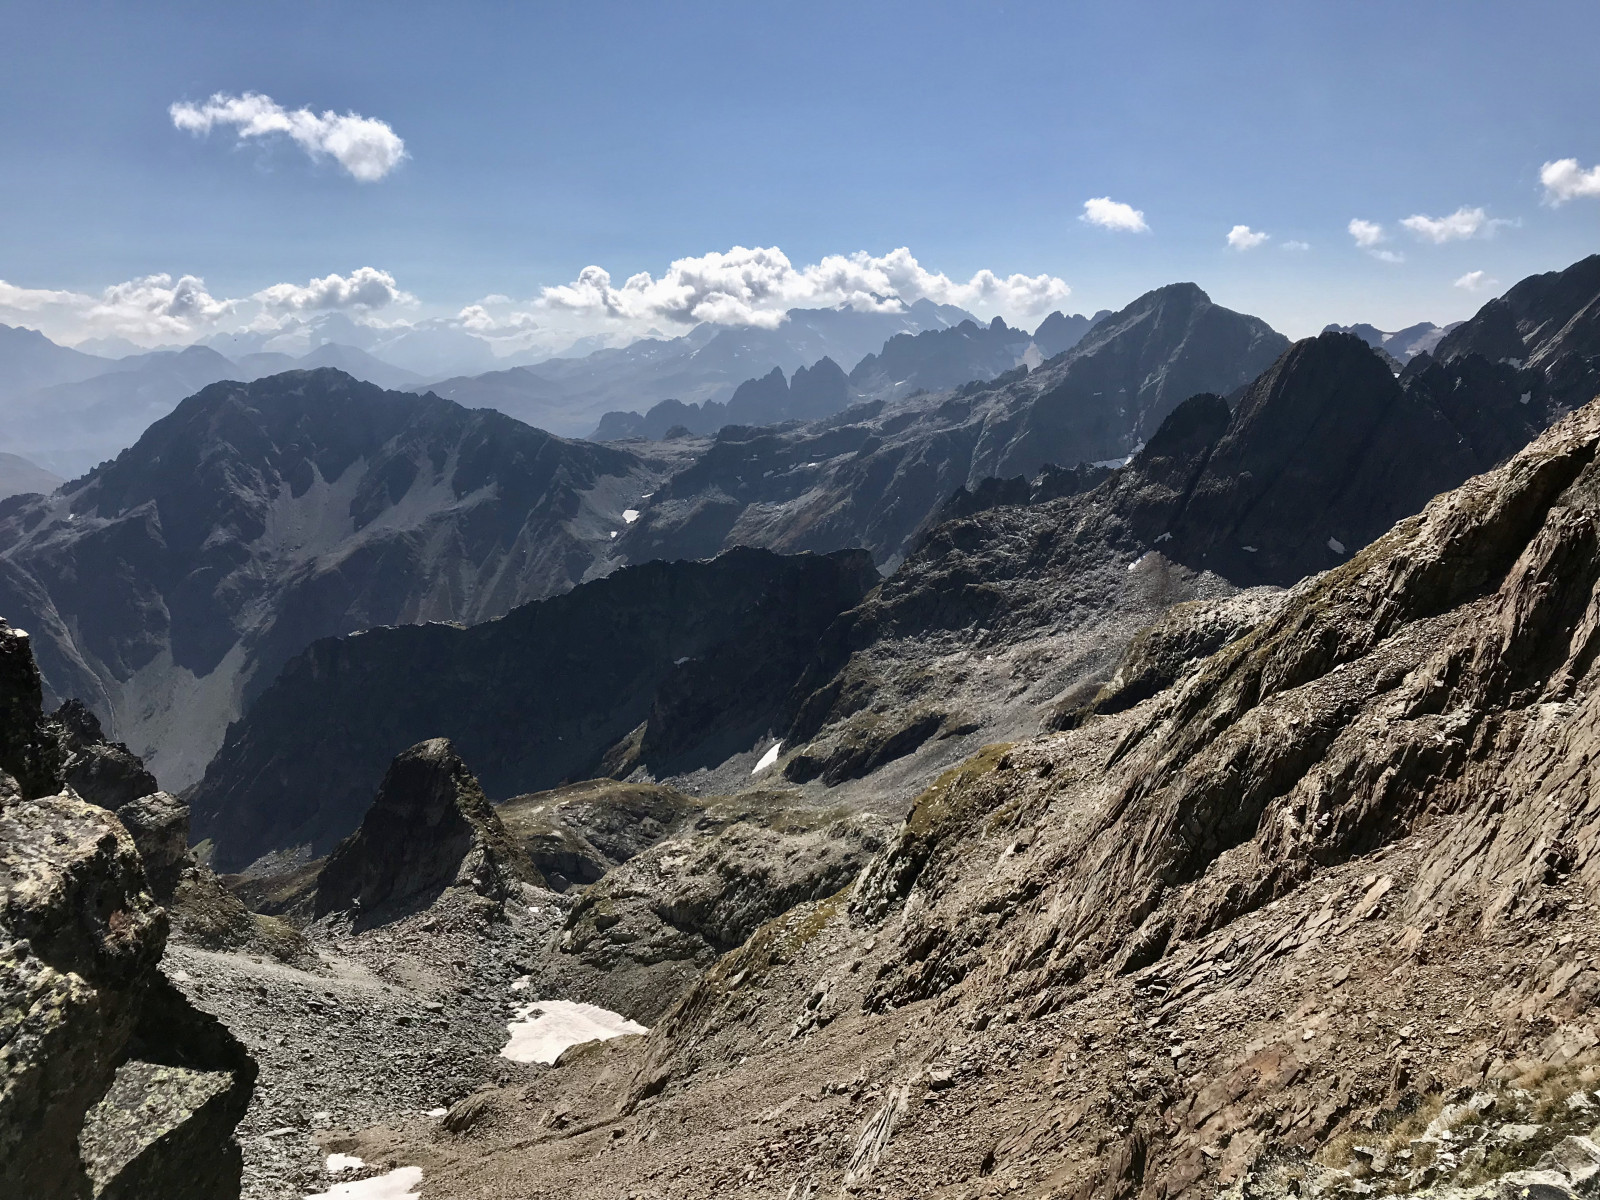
[{"left": 0, "top": 368, "right": 660, "bottom": 789}]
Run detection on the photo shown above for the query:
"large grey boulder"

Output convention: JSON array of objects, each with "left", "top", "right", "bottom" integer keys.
[{"left": 0, "top": 782, "right": 255, "bottom": 1200}]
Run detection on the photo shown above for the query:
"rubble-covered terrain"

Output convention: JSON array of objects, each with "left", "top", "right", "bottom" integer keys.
[{"left": 307, "top": 387, "right": 1600, "bottom": 1199}]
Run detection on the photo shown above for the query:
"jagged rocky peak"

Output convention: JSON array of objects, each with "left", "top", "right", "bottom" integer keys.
[
  {"left": 313, "top": 737, "right": 531, "bottom": 921},
  {"left": 1435, "top": 252, "right": 1600, "bottom": 408}
]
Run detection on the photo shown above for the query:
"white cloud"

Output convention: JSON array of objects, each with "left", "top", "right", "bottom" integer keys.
[
  {"left": 537, "top": 245, "right": 1071, "bottom": 330},
  {"left": 1226, "top": 225, "right": 1269, "bottom": 251},
  {"left": 1348, "top": 219, "right": 1386, "bottom": 248},
  {"left": 1454, "top": 270, "right": 1497, "bottom": 292},
  {"left": 170, "top": 91, "right": 407, "bottom": 182},
  {"left": 0, "top": 280, "right": 83, "bottom": 311},
  {"left": 254, "top": 268, "right": 414, "bottom": 312},
  {"left": 455, "top": 304, "right": 538, "bottom": 335},
  {"left": 1541, "top": 158, "right": 1600, "bottom": 204},
  {"left": 1399, "top": 206, "right": 1503, "bottom": 243},
  {"left": 0, "top": 273, "right": 236, "bottom": 343},
  {"left": 1281, "top": 240, "right": 1311, "bottom": 251},
  {"left": 1371, "top": 249, "right": 1406, "bottom": 264},
  {"left": 1080, "top": 197, "right": 1149, "bottom": 233}
]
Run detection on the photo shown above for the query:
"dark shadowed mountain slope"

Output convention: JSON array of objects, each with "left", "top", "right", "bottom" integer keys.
[
  {"left": 0, "top": 369, "right": 655, "bottom": 788},
  {"left": 187, "top": 546, "right": 878, "bottom": 870},
  {"left": 771, "top": 331, "right": 1561, "bottom": 787},
  {"left": 1432, "top": 252, "right": 1600, "bottom": 409},
  {"left": 617, "top": 283, "right": 1289, "bottom": 569}
]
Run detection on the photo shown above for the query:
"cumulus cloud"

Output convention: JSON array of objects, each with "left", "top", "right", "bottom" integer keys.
[
  {"left": 1455, "top": 270, "right": 1497, "bottom": 292},
  {"left": 1348, "top": 219, "right": 1386, "bottom": 248},
  {"left": 1081, "top": 197, "right": 1149, "bottom": 233},
  {"left": 1226, "top": 225, "right": 1269, "bottom": 251},
  {"left": 1541, "top": 158, "right": 1600, "bottom": 204},
  {"left": 1281, "top": 240, "right": 1311, "bottom": 251},
  {"left": 1371, "top": 249, "right": 1405, "bottom": 264},
  {"left": 1399, "top": 206, "right": 1507, "bottom": 243},
  {"left": 455, "top": 304, "right": 538, "bottom": 335},
  {"left": 0, "top": 273, "right": 236, "bottom": 343},
  {"left": 254, "top": 268, "right": 415, "bottom": 312},
  {"left": 170, "top": 92, "right": 407, "bottom": 181},
  {"left": 537, "top": 246, "right": 1071, "bottom": 330}
]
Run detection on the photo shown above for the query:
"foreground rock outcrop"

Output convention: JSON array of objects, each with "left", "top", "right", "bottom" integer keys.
[
  {"left": 1, "top": 617, "right": 256, "bottom": 1200},
  {"left": 349, "top": 392, "right": 1600, "bottom": 1199}
]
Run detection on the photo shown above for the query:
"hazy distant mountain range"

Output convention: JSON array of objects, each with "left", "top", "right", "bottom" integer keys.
[
  {"left": 1320, "top": 319, "right": 1461, "bottom": 363},
  {"left": 589, "top": 308, "right": 1111, "bottom": 441}
]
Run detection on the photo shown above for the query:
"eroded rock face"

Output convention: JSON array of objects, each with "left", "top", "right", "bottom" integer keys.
[
  {"left": 0, "top": 786, "right": 254, "bottom": 1200},
  {"left": 313, "top": 738, "right": 531, "bottom": 921},
  {"left": 48, "top": 699, "right": 158, "bottom": 813},
  {"left": 1, "top": 617, "right": 255, "bottom": 1200},
  {"left": 775, "top": 331, "right": 1566, "bottom": 786},
  {"left": 410, "top": 393, "right": 1600, "bottom": 1200},
  {"left": 550, "top": 792, "right": 891, "bottom": 1022}
]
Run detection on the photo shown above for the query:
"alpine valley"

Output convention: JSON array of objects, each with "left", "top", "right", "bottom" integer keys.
[{"left": 7, "top": 250, "right": 1600, "bottom": 1200}]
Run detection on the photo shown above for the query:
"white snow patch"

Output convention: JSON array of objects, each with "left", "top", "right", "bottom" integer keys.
[
  {"left": 1127, "top": 554, "right": 1145, "bottom": 572},
  {"left": 1520, "top": 392, "right": 1532, "bottom": 405},
  {"left": 1242, "top": 545, "right": 1258, "bottom": 553},
  {"left": 510, "top": 977, "right": 531, "bottom": 991},
  {"left": 752, "top": 742, "right": 782, "bottom": 774},
  {"left": 502, "top": 1000, "right": 648, "bottom": 1064},
  {"left": 427, "top": 1107, "right": 447, "bottom": 1118},
  {"left": 673, "top": 656, "right": 691, "bottom": 666},
  {"left": 609, "top": 530, "right": 618, "bottom": 539},
  {"left": 622, "top": 508, "right": 641, "bottom": 523},
  {"left": 1153, "top": 532, "right": 1172, "bottom": 544},
  {"left": 303, "top": 1165, "right": 422, "bottom": 1200},
  {"left": 325, "top": 1154, "right": 364, "bottom": 1173},
  {"left": 1327, "top": 536, "right": 1346, "bottom": 554}
]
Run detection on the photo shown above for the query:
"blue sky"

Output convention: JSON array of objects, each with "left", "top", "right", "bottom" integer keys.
[{"left": 3, "top": 0, "right": 1598, "bottom": 349}]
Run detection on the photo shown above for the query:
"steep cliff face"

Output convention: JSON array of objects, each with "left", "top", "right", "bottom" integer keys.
[
  {"left": 390, "top": 391, "right": 1600, "bottom": 1200},
  {"left": 189, "top": 546, "right": 880, "bottom": 870},
  {"left": 616, "top": 284, "right": 1289, "bottom": 569},
  {"left": 0, "top": 368, "right": 655, "bottom": 787}
]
